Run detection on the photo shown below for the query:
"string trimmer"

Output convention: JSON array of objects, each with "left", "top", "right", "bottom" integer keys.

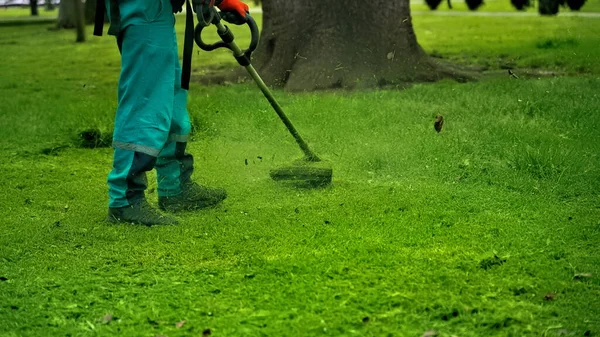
[{"left": 192, "top": 3, "right": 333, "bottom": 187}]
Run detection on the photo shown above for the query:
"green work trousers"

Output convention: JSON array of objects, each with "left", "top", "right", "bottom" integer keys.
[{"left": 106, "top": 0, "right": 193, "bottom": 208}]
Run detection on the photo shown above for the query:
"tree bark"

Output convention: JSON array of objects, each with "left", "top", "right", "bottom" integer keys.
[
  {"left": 30, "top": 0, "right": 39, "bottom": 16},
  {"left": 248, "top": 0, "right": 469, "bottom": 90},
  {"left": 57, "top": 0, "right": 77, "bottom": 28},
  {"left": 84, "top": 0, "right": 97, "bottom": 24},
  {"left": 45, "top": 0, "right": 55, "bottom": 11},
  {"left": 73, "top": 0, "right": 86, "bottom": 42}
]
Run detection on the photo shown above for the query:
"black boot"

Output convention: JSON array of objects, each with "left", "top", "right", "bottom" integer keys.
[
  {"left": 107, "top": 151, "right": 178, "bottom": 225},
  {"left": 157, "top": 142, "right": 227, "bottom": 212},
  {"left": 107, "top": 199, "right": 178, "bottom": 226}
]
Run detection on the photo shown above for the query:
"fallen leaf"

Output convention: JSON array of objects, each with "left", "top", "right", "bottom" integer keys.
[
  {"left": 423, "top": 330, "right": 439, "bottom": 337},
  {"left": 479, "top": 255, "right": 506, "bottom": 270},
  {"left": 556, "top": 329, "right": 569, "bottom": 336},
  {"left": 101, "top": 314, "right": 113, "bottom": 324},
  {"left": 512, "top": 287, "right": 527, "bottom": 296},
  {"left": 176, "top": 320, "right": 186, "bottom": 328},
  {"left": 544, "top": 292, "right": 556, "bottom": 301},
  {"left": 574, "top": 273, "right": 592, "bottom": 281},
  {"left": 434, "top": 115, "right": 444, "bottom": 133}
]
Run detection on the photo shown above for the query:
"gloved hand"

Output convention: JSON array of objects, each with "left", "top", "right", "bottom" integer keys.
[
  {"left": 171, "top": 0, "right": 185, "bottom": 13},
  {"left": 192, "top": 0, "right": 249, "bottom": 24},
  {"left": 192, "top": 0, "right": 216, "bottom": 25},
  {"left": 216, "top": 0, "right": 249, "bottom": 24}
]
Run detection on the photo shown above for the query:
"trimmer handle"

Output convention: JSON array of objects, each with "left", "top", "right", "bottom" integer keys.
[{"left": 194, "top": 7, "right": 260, "bottom": 62}]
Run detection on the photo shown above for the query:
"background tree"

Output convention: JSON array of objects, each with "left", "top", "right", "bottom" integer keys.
[
  {"left": 30, "top": 0, "right": 39, "bottom": 16},
  {"left": 465, "top": 0, "right": 484, "bottom": 10},
  {"left": 73, "top": 0, "right": 85, "bottom": 42},
  {"left": 425, "top": 0, "right": 444, "bottom": 10},
  {"left": 55, "top": 0, "right": 86, "bottom": 42},
  {"left": 84, "top": 0, "right": 97, "bottom": 24},
  {"left": 248, "top": 0, "right": 467, "bottom": 90},
  {"left": 566, "top": 0, "right": 586, "bottom": 10},
  {"left": 424, "top": 0, "right": 453, "bottom": 10},
  {"left": 45, "top": 0, "right": 55, "bottom": 11},
  {"left": 57, "top": 0, "right": 77, "bottom": 28},
  {"left": 537, "top": 0, "right": 587, "bottom": 15},
  {"left": 511, "top": 0, "right": 532, "bottom": 10}
]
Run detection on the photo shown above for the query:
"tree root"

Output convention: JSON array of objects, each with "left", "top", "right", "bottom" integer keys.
[
  {"left": 192, "top": 57, "right": 480, "bottom": 90},
  {"left": 193, "top": 67, "right": 250, "bottom": 86}
]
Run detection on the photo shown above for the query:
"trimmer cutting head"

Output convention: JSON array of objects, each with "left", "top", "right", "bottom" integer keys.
[
  {"left": 269, "top": 158, "right": 333, "bottom": 187},
  {"left": 193, "top": 13, "right": 333, "bottom": 188}
]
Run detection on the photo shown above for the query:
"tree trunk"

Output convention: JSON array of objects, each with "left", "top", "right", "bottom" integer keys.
[
  {"left": 84, "top": 0, "right": 96, "bottom": 24},
  {"left": 251, "top": 0, "right": 467, "bottom": 90},
  {"left": 30, "top": 0, "right": 39, "bottom": 16},
  {"left": 45, "top": 0, "right": 55, "bottom": 11},
  {"left": 73, "top": 0, "right": 86, "bottom": 42},
  {"left": 57, "top": 0, "right": 77, "bottom": 28}
]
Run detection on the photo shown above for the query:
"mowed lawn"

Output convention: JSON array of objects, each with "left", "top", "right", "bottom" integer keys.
[
  {"left": 0, "top": 10, "right": 599, "bottom": 337},
  {"left": 410, "top": 0, "right": 600, "bottom": 12}
]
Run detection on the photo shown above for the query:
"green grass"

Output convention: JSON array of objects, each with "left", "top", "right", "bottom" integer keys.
[
  {"left": 413, "top": 15, "right": 600, "bottom": 74},
  {"left": 411, "top": 0, "right": 600, "bottom": 12},
  {"left": 0, "top": 6, "right": 58, "bottom": 18},
  {"left": 1, "top": 0, "right": 599, "bottom": 22},
  {"left": 1, "top": 13, "right": 600, "bottom": 337}
]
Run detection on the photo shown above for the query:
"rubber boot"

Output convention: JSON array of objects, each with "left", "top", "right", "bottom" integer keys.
[
  {"left": 156, "top": 142, "right": 227, "bottom": 212},
  {"left": 107, "top": 199, "right": 178, "bottom": 226},
  {"left": 107, "top": 150, "right": 178, "bottom": 225}
]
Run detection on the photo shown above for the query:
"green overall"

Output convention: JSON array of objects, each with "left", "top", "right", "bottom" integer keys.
[{"left": 105, "top": 0, "right": 193, "bottom": 208}]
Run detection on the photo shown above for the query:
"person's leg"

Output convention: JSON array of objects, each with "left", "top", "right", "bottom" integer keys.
[
  {"left": 156, "top": 140, "right": 227, "bottom": 212},
  {"left": 155, "top": 35, "right": 191, "bottom": 198},
  {"left": 107, "top": 150, "right": 178, "bottom": 225},
  {"left": 154, "top": 29, "right": 226, "bottom": 212},
  {"left": 108, "top": 150, "right": 156, "bottom": 208},
  {"left": 106, "top": 9, "right": 179, "bottom": 224}
]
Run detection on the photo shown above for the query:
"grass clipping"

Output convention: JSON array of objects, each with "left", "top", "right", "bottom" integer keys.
[
  {"left": 269, "top": 158, "right": 333, "bottom": 188},
  {"left": 75, "top": 128, "right": 112, "bottom": 149}
]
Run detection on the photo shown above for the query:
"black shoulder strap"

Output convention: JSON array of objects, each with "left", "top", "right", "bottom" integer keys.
[
  {"left": 93, "top": 0, "right": 105, "bottom": 36},
  {"left": 181, "top": 0, "right": 194, "bottom": 90}
]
